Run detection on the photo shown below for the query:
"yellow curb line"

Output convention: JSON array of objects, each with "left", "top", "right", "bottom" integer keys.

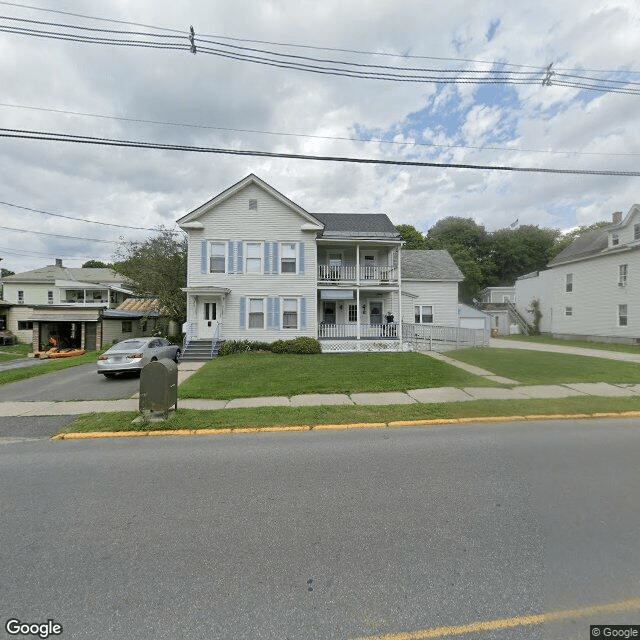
[{"left": 52, "top": 411, "right": 640, "bottom": 441}]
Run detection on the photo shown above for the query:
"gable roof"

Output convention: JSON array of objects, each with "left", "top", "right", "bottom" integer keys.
[
  {"left": 401, "top": 250, "right": 463, "bottom": 281},
  {"left": 2, "top": 265, "right": 129, "bottom": 286},
  {"left": 548, "top": 228, "right": 609, "bottom": 266},
  {"left": 312, "top": 213, "right": 401, "bottom": 240},
  {"left": 177, "top": 173, "right": 324, "bottom": 230}
]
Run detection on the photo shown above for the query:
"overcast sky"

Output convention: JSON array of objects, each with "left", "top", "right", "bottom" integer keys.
[{"left": 1, "top": 0, "right": 640, "bottom": 274}]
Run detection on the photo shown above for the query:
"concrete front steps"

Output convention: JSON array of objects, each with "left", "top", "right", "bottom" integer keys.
[{"left": 180, "top": 339, "right": 223, "bottom": 362}]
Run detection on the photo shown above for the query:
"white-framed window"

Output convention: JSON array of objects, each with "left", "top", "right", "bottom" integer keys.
[
  {"left": 17, "top": 290, "right": 24, "bottom": 303},
  {"left": 48, "top": 291, "right": 53, "bottom": 304},
  {"left": 348, "top": 304, "right": 358, "bottom": 323},
  {"left": 612, "top": 232, "right": 619, "bottom": 246},
  {"left": 565, "top": 273, "right": 573, "bottom": 293},
  {"left": 565, "top": 306, "right": 573, "bottom": 316},
  {"left": 245, "top": 242, "right": 262, "bottom": 274},
  {"left": 415, "top": 305, "right": 434, "bottom": 324},
  {"left": 282, "top": 298, "right": 298, "bottom": 329},
  {"left": 619, "top": 264, "right": 628, "bottom": 286},
  {"left": 209, "top": 241, "right": 226, "bottom": 273},
  {"left": 248, "top": 298, "right": 265, "bottom": 329},
  {"left": 280, "top": 243, "right": 297, "bottom": 274},
  {"left": 619, "top": 304, "right": 628, "bottom": 327},
  {"left": 635, "top": 224, "right": 640, "bottom": 241}
]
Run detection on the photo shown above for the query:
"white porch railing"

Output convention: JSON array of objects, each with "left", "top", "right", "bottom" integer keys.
[
  {"left": 317, "top": 265, "right": 397, "bottom": 282},
  {"left": 403, "top": 323, "right": 489, "bottom": 350},
  {"left": 318, "top": 323, "right": 398, "bottom": 339},
  {"left": 182, "top": 322, "right": 196, "bottom": 352}
]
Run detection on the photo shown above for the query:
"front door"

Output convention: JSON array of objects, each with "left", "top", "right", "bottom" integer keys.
[
  {"left": 323, "top": 301, "right": 336, "bottom": 324},
  {"left": 198, "top": 299, "right": 219, "bottom": 339},
  {"left": 368, "top": 301, "right": 383, "bottom": 325}
]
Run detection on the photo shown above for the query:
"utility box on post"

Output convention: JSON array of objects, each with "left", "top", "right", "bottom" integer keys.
[{"left": 139, "top": 358, "right": 178, "bottom": 417}]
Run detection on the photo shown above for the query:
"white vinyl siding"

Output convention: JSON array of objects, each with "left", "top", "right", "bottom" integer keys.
[{"left": 402, "top": 281, "right": 459, "bottom": 326}]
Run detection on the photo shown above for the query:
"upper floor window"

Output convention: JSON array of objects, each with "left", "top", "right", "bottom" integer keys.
[
  {"left": 565, "top": 273, "right": 573, "bottom": 293},
  {"left": 565, "top": 306, "right": 573, "bottom": 317},
  {"left": 48, "top": 291, "right": 53, "bottom": 304},
  {"left": 280, "top": 243, "right": 297, "bottom": 273},
  {"left": 612, "top": 232, "right": 619, "bottom": 246},
  {"left": 619, "top": 264, "right": 628, "bottom": 286},
  {"left": 415, "top": 305, "right": 433, "bottom": 324},
  {"left": 209, "top": 242, "right": 226, "bottom": 273},
  {"left": 246, "top": 242, "right": 262, "bottom": 273},
  {"left": 635, "top": 223, "right": 640, "bottom": 241},
  {"left": 17, "top": 290, "right": 24, "bottom": 303}
]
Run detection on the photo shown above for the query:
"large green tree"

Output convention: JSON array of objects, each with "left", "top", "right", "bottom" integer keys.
[
  {"left": 113, "top": 227, "right": 187, "bottom": 328},
  {"left": 395, "top": 224, "right": 428, "bottom": 249}
]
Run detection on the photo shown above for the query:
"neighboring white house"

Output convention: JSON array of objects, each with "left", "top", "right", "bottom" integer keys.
[
  {"left": 480, "top": 286, "right": 516, "bottom": 304},
  {"left": 0, "top": 261, "right": 160, "bottom": 350},
  {"left": 177, "top": 174, "right": 467, "bottom": 354},
  {"left": 514, "top": 206, "right": 640, "bottom": 344}
]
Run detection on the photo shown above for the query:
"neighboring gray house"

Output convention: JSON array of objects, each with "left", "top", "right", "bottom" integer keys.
[
  {"left": 514, "top": 206, "right": 640, "bottom": 344},
  {"left": 0, "top": 262, "right": 158, "bottom": 350},
  {"left": 178, "top": 174, "right": 465, "bottom": 354}
]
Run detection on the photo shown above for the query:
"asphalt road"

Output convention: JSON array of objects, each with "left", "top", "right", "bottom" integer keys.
[
  {"left": 2, "top": 419, "right": 639, "bottom": 640},
  {"left": 0, "top": 363, "right": 140, "bottom": 402}
]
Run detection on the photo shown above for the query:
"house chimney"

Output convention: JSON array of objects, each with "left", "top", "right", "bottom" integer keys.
[
  {"left": 612, "top": 211, "right": 622, "bottom": 224},
  {"left": 55, "top": 258, "right": 63, "bottom": 267}
]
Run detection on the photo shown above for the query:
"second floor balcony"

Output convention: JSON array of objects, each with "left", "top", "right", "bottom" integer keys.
[{"left": 317, "top": 264, "right": 398, "bottom": 283}]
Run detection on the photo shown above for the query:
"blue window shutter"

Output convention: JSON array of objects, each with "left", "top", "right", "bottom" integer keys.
[
  {"left": 300, "top": 297, "right": 307, "bottom": 329},
  {"left": 272, "top": 243, "right": 279, "bottom": 275},
  {"left": 236, "top": 241, "right": 244, "bottom": 274},
  {"left": 227, "top": 241, "right": 235, "bottom": 274},
  {"left": 298, "top": 243, "right": 305, "bottom": 275},
  {"left": 239, "top": 297, "right": 246, "bottom": 329},
  {"left": 201, "top": 240, "right": 208, "bottom": 274},
  {"left": 266, "top": 298, "right": 274, "bottom": 329},
  {"left": 273, "top": 297, "right": 281, "bottom": 330},
  {"left": 264, "top": 242, "right": 271, "bottom": 274}
]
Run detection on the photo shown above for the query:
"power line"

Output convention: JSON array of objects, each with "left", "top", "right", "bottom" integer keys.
[
  {"left": 0, "top": 200, "right": 160, "bottom": 230},
  {"left": 3, "top": 101, "right": 640, "bottom": 158},
  {"left": 2, "top": 126, "right": 639, "bottom": 177},
  {"left": 0, "top": 223, "right": 119, "bottom": 243},
  {"left": 1, "top": 13, "right": 640, "bottom": 93},
  {"left": 2, "top": 0, "right": 640, "bottom": 76}
]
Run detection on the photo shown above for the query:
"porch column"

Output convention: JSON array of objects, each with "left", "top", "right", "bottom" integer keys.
[
  {"left": 356, "top": 244, "right": 360, "bottom": 285},
  {"left": 356, "top": 288, "right": 361, "bottom": 340},
  {"left": 397, "top": 247, "right": 403, "bottom": 349}
]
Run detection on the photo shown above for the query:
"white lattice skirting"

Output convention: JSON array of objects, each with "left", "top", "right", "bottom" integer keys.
[{"left": 320, "top": 340, "right": 409, "bottom": 353}]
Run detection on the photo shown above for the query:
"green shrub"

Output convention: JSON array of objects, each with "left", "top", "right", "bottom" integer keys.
[
  {"left": 218, "top": 340, "right": 272, "bottom": 356},
  {"left": 270, "top": 337, "right": 321, "bottom": 354}
]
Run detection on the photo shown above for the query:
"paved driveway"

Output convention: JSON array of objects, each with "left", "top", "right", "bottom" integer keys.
[{"left": 0, "top": 363, "right": 140, "bottom": 402}]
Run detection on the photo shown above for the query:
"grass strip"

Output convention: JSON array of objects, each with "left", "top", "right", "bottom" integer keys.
[
  {"left": 178, "top": 351, "right": 501, "bottom": 400},
  {"left": 0, "top": 351, "right": 100, "bottom": 386},
  {"left": 0, "top": 344, "right": 33, "bottom": 362},
  {"left": 498, "top": 335, "right": 640, "bottom": 354},
  {"left": 59, "top": 395, "right": 640, "bottom": 434},
  {"left": 448, "top": 348, "right": 640, "bottom": 385}
]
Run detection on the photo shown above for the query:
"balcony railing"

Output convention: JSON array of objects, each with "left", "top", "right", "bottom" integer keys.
[
  {"left": 318, "top": 323, "right": 398, "bottom": 339},
  {"left": 317, "top": 265, "right": 397, "bottom": 282}
]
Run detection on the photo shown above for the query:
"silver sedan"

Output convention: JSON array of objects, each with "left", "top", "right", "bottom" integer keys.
[{"left": 97, "top": 337, "right": 181, "bottom": 378}]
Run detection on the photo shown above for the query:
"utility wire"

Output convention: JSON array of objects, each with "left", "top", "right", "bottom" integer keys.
[
  {"left": 0, "top": 223, "right": 119, "bottom": 242},
  {"left": 2, "top": 0, "right": 640, "bottom": 76},
  {"left": 3, "top": 101, "right": 640, "bottom": 158},
  {"left": 0, "top": 200, "right": 161, "bottom": 230},
  {"left": 1, "top": 16, "right": 640, "bottom": 93},
  {"left": 2, "top": 126, "right": 639, "bottom": 177}
]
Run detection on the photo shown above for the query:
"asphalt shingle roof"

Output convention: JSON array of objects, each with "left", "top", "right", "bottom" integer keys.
[
  {"left": 401, "top": 250, "right": 463, "bottom": 280},
  {"left": 312, "top": 213, "right": 401, "bottom": 239},
  {"left": 548, "top": 228, "right": 609, "bottom": 265},
  {"left": 2, "top": 266, "right": 128, "bottom": 285}
]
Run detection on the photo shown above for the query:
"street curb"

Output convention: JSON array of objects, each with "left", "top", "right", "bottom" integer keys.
[{"left": 51, "top": 411, "right": 640, "bottom": 441}]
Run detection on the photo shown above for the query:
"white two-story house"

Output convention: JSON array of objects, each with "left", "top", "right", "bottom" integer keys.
[
  {"left": 514, "top": 205, "right": 640, "bottom": 343},
  {"left": 178, "top": 174, "right": 465, "bottom": 355}
]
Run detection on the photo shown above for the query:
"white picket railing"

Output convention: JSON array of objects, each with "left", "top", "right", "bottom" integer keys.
[
  {"left": 402, "top": 323, "right": 489, "bottom": 350},
  {"left": 317, "top": 265, "right": 397, "bottom": 282},
  {"left": 318, "top": 323, "right": 398, "bottom": 339}
]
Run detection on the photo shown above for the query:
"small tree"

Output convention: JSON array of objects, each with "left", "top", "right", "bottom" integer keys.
[{"left": 113, "top": 227, "right": 187, "bottom": 332}]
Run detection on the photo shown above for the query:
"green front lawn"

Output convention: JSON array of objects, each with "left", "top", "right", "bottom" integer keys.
[
  {"left": 448, "top": 348, "right": 640, "bottom": 385},
  {"left": 0, "top": 343, "right": 32, "bottom": 362},
  {"left": 499, "top": 334, "right": 640, "bottom": 354},
  {"left": 178, "top": 351, "right": 500, "bottom": 400}
]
